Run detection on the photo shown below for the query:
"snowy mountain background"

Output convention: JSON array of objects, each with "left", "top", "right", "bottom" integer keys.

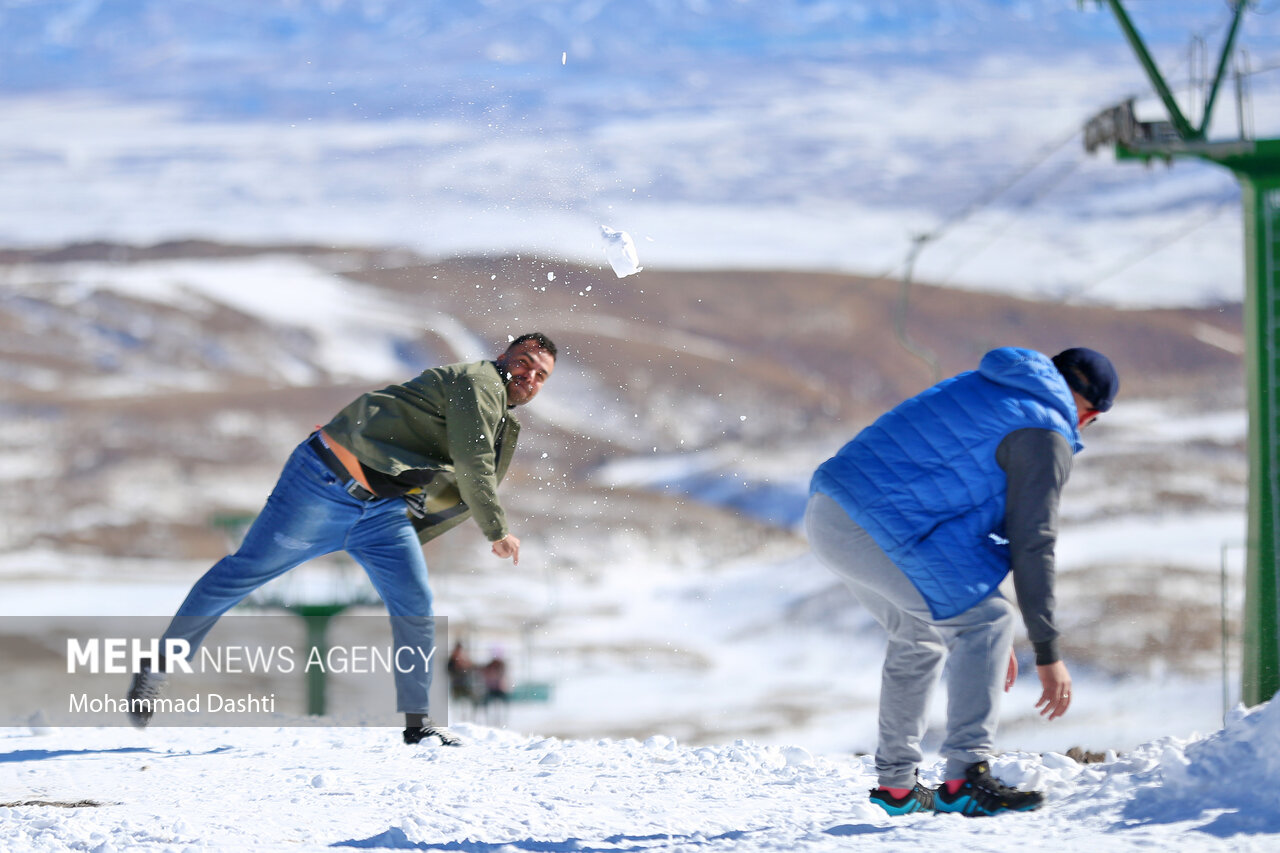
[
  {"left": 2, "top": 0, "right": 1280, "bottom": 304},
  {"left": 1, "top": 1, "right": 1278, "bottom": 848}
]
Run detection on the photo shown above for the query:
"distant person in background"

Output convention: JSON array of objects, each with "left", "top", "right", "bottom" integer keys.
[
  {"left": 127, "top": 333, "right": 558, "bottom": 746},
  {"left": 447, "top": 640, "right": 477, "bottom": 712},
  {"left": 480, "top": 649, "right": 512, "bottom": 726},
  {"left": 806, "top": 347, "right": 1118, "bottom": 817}
]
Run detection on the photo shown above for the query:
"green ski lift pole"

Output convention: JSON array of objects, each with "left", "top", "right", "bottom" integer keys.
[{"left": 1084, "top": 0, "right": 1279, "bottom": 704}]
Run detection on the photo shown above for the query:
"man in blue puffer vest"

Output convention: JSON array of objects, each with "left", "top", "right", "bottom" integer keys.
[{"left": 807, "top": 347, "right": 1118, "bottom": 817}]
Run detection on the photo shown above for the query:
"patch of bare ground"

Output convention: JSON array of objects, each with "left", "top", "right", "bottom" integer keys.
[
  {"left": 1057, "top": 562, "right": 1236, "bottom": 678},
  {"left": 0, "top": 801, "right": 111, "bottom": 809}
]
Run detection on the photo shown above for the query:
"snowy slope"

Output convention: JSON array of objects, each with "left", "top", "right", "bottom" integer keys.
[
  {"left": 0, "top": 248, "right": 1251, "bottom": 757},
  {"left": 3, "top": 699, "right": 1279, "bottom": 851}
]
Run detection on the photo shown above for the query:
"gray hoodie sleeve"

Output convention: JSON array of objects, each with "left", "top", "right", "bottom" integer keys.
[{"left": 996, "top": 428, "right": 1073, "bottom": 665}]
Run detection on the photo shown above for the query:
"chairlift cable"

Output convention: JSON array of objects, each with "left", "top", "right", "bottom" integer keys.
[
  {"left": 935, "top": 156, "right": 1086, "bottom": 287},
  {"left": 1054, "top": 196, "right": 1235, "bottom": 303},
  {"left": 875, "top": 0, "right": 1263, "bottom": 366},
  {"left": 878, "top": 123, "right": 1085, "bottom": 380},
  {"left": 928, "top": 125, "right": 1086, "bottom": 244},
  {"left": 865, "top": 122, "right": 1087, "bottom": 289}
]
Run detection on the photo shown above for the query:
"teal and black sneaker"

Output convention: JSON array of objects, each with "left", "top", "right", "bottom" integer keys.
[
  {"left": 935, "top": 761, "right": 1044, "bottom": 816},
  {"left": 868, "top": 783, "right": 936, "bottom": 816}
]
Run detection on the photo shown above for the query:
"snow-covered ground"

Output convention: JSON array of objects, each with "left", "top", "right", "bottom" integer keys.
[{"left": 3, "top": 700, "right": 1279, "bottom": 851}]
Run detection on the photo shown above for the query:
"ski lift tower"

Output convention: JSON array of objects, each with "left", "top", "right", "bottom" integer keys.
[{"left": 1083, "top": 1, "right": 1280, "bottom": 705}]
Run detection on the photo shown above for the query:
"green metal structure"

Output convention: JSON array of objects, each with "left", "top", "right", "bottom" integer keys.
[{"left": 1084, "top": 1, "right": 1279, "bottom": 705}]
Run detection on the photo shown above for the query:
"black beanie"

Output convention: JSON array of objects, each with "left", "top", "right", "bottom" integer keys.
[{"left": 1052, "top": 348, "right": 1119, "bottom": 413}]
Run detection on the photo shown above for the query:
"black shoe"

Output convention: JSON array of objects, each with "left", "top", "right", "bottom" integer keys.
[
  {"left": 403, "top": 724, "right": 463, "bottom": 746},
  {"left": 935, "top": 761, "right": 1044, "bottom": 816},
  {"left": 125, "top": 658, "right": 169, "bottom": 730},
  {"left": 868, "top": 783, "right": 936, "bottom": 816}
]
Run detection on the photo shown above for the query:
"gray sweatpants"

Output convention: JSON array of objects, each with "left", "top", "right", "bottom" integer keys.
[{"left": 805, "top": 492, "right": 1015, "bottom": 788}]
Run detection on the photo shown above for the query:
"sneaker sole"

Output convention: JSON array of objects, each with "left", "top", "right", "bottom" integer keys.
[
  {"left": 936, "top": 795, "right": 1042, "bottom": 816},
  {"left": 871, "top": 799, "right": 933, "bottom": 816}
]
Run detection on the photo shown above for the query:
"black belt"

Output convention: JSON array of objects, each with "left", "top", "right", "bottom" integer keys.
[{"left": 307, "top": 433, "right": 379, "bottom": 501}]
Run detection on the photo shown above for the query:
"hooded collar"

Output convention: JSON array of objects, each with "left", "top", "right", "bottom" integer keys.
[{"left": 978, "top": 347, "right": 1083, "bottom": 451}]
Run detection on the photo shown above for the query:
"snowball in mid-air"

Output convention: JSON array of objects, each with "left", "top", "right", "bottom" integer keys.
[{"left": 600, "top": 226, "right": 643, "bottom": 278}]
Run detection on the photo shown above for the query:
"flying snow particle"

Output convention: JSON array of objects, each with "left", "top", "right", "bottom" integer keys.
[
  {"left": 600, "top": 226, "right": 643, "bottom": 278},
  {"left": 547, "top": 272, "right": 556, "bottom": 282},
  {"left": 562, "top": 52, "right": 567, "bottom": 65}
]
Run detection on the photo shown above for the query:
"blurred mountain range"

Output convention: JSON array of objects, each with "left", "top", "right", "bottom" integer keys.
[
  {"left": 1, "top": 1, "right": 1278, "bottom": 301},
  {"left": 5, "top": 2, "right": 1275, "bottom": 119},
  {"left": 0, "top": 2, "right": 1183, "bottom": 109},
  {"left": 0, "top": 238, "right": 1242, "bottom": 542}
]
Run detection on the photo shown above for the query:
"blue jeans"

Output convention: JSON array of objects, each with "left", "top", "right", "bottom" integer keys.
[{"left": 162, "top": 436, "right": 435, "bottom": 714}]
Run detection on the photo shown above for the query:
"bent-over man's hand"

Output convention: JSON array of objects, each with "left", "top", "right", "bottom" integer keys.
[
  {"left": 491, "top": 534, "right": 520, "bottom": 565},
  {"left": 1005, "top": 648, "right": 1018, "bottom": 692},
  {"left": 1035, "top": 660, "right": 1072, "bottom": 720}
]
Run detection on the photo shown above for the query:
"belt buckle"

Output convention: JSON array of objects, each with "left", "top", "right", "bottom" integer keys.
[{"left": 345, "top": 481, "right": 375, "bottom": 501}]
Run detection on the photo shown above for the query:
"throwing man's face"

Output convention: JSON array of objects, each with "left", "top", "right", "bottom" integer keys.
[{"left": 499, "top": 340, "right": 555, "bottom": 407}]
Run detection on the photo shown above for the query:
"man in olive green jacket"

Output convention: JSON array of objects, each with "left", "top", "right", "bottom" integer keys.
[{"left": 127, "top": 333, "right": 557, "bottom": 746}]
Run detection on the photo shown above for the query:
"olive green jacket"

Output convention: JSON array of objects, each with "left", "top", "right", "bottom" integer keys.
[{"left": 323, "top": 360, "right": 520, "bottom": 544}]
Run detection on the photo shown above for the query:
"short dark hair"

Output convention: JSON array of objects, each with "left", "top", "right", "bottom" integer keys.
[{"left": 507, "top": 332, "right": 557, "bottom": 360}]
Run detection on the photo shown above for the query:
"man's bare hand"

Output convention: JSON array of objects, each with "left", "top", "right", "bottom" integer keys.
[
  {"left": 1005, "top": 648, "right": 1018, "bottom": 692},
  {"left": 1035, "top": 660, "right": 1072, "bottom": 720},
  {"left": 491, "top": 534, "right": 520, "bottom": 565}
]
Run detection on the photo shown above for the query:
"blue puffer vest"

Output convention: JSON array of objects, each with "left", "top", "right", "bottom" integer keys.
[{"left": 811, "top": 348, "right": 1082, "bottom": 619}]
